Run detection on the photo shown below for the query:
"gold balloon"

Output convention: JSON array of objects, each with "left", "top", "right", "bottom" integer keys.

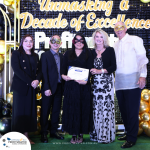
[
  {"left": 141, "top": 112, "right": 150, "bottom": 121},
  {"left": 0, "top": 64, "right": 4, "bottom": 73},
  {"left": 141, "top": 93, "right": 149, "bottom": 101},
  {"left": 11, "top": 1, "right": 18, "bottom": 9},
  {"left": 144, "top": 125, "right": 150, "bottom": 137},
  {"left": 142, "top": 89, "right": 149, "bottom": 94},
  {"left": 37, "top": 115, "right": 40, "bottom": 123},
  {"left": 37, "top": 106, "right": 41, "bottom": 116},
  {"left": 139, "top": 121, "right": 149, "bottom": 130},
  {"left": 140, "top": 0, "right": 150, "bottom": 3},
  {"left": 6, "top": 93, "right": 13, "bottom": 106},
  {"left": 139, "top": 101, "right": 149, "bottom": 113},
  {"left": 36, "top": 93, "right": 42, "bottom": 100},
  {"left": 7, "top": 5, "right": 14, "bottom": 14},
  {"left": 138, "top": 127, "right": 143, "bottom": 136},
  {"left": 0, "top": 40, "right": 5, "bottom": 55},
  {"left": 3, "top": 0, "right": 13, "bottom": 6},
  {"left": 0, "top": 55, "right": 4, "bottom": 65},
  {"left": 139, "top": 114, "right": 142, "bottom": 122}
]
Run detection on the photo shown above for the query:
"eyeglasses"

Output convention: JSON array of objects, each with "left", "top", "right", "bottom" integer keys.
[
  {"left": 114, "top": 25, "right": 125, "bottom": 31},
  {"left": 50, "top": 38, "right": 61, "bottom": 44}
]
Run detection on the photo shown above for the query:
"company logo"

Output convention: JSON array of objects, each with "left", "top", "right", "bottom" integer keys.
[{"left": 0, "top": 132, "right": 31, "bottom": 150}]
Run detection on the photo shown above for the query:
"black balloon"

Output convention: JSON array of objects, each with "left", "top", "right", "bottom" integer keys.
[
  {"left": 0, "top": 26, "right": 4, "bottom": 40},
  {"left": 2, "top": 108, "right": 11, "bottom": 117},
  {"left": 2, "top": 102, "right": 11, "bottom": 110},
  {"left": 0, "top": 117, "right": 11, "bottom": 133}
]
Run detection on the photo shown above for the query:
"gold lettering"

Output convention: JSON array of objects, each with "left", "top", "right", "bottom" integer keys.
[
  {"left": 75, "top": 14, "right": 85, "bottom": 31},
  {"left": 32, "top": 18, "right": 39, "bottom": 28},
  {"left": 110, "top": 18, "right": 117, "bottom": 28},
  {"left": 105, "top": 1, "right": 113, "bottom": 16},
  {"left": 97, "top": 18, "right": 104, "bottom": 28},
  {"left": 38, "top": 19, "right": 46, "bottom": 28},
  {"left": 85, "top": 0, "right": 95, "bottom": 11},
  {"left": 58, "top": 2, "right": 70, "bottom": 11},
  {"left": 145, "top": 20, "right": 150, "bottom": 29},
  {"left": 20, "top": 12, "right": 33, "bottom": 29},
  {"left": 77, "top": 1, "right": 85, "bottom": 11},
  {"left": 120, "top": 0, "right": 130, "bottom": 11},
  {"left": 98, "top": 1, "right": 106, "bottom": 11},
  {"left": 139, "top": 19, "right": 145, "bottom": 28},
  {"left": 86, "top": 12, "right": 96, "bottom": 29},
  {"left": 70, "top": 2, "right": 79, "bottom": 11},
  {"left": 125, "top": 19, "right": 131, "bottom": 28},
  {"left": 132, "top": 19, "right": 140, "bottom": 28},
  {"left": 103, "top": 18, "right": 111, "bottom": 28}
]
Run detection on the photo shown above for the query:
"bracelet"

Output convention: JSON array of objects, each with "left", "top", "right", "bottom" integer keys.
[{"left": 101, "top": 69, "right": 104, "bottom": 74}]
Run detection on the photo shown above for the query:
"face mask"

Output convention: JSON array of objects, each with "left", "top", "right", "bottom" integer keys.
[
  {"left": 73, "top": 37, "right": 84, "bottom": 44},
  {"left": 114, "top": 25, "right": 125, "bottom": 32},
  {"left": 50, "top": 37, "right": 61, "bottom": 44}
]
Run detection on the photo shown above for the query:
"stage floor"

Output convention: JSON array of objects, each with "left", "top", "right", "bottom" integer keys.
[{"left": 30, "top": 134, "right": 150, "bottom": 150}]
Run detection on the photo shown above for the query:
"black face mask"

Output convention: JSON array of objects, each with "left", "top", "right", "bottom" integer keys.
[{"left": 74, "top": 38, "right": 84, "bottom": 44}]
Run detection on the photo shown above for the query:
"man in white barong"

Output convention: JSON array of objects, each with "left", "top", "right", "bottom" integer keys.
[{"left": 113, "top": 21, "right": 149, "bottom": 148}]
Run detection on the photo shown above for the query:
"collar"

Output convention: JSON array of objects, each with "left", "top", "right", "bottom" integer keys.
[
  {"left": 50, "top": 49, "right": 59, "bottom": 55},
  {"left": 120, "top": 33, "right": 128, "bottom": 42}
]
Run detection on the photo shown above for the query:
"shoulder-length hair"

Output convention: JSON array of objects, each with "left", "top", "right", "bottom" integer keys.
[
  {"left": 92, "top": 29, "right": 109, "bottom": 49},
  {"left": 69, "top": 33, "right": 89, "bottom": 60},
  {"left": 18, "top": 34, "right": 35, "bottom": 54}
]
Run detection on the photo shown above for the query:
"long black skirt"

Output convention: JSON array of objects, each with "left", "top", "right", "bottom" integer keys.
[
  {"left": 11, "top": 87, "right": 37, "bottom": 133},
  {"left": 62, "top": 81, "right": 93, "bottom": 135}
]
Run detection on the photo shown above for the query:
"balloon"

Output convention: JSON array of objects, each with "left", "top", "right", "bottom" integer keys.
[
  {"left": 0, "top": 64, "right": 4, "bottom": 73},
  {"left": 0, "top": 117, "right": 11, "bottom": 133},
  {"left": 139, "top": 101, "right": 149, "bottom": 113},
  {"left": 37, "top": 106, "right": 41, "bottom": 116},
  {"left": 6, "top": 93, "right": 13, "bottom": 106},
  {"left": 7, "top": 5, "right": 14, "bottom": 14},
  {"left": 139, "top": 121, "right": 149, "bottom": 130},
  {"left": 3, "top": 0, "right": 13, "bottom": 6},
  {"left": 36, "top": 93, "right": 42, "bottom": 100},
  {"left": 138, "top": 127, "right": 143, "bottom": 136},
  {"left": 0, "top": 26, "right": 4, "bottom": 40},
  {"left": 144, "top": 125, "right": 150, "bottom": 137},
  {"left": 141, "top": 93, "right": 149, "bottom": 101},
  {"left": 37, "top": 115, "right": 40, "bottom": 123},
  {"left": 140, "top": 0, "right": 150, "bottom": 3},
  {"left": 142, "top": 89, "right": 149, "bottom": 94},
  {"left": 2, "top": 108, "right": 11, "bottom": 116},
  {"left": 0, "top": 55, "right": 4, "bottom": 65},
  {"left": 141, "top": 112, "right": 150, "bottom": 121},
  {"left": 0, "top": 40, "right": 5, "bottom": 55}
]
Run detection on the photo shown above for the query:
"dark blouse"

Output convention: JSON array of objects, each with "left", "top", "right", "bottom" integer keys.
[
  {"left": 91, "top": 47, "right": 116, "bottom": 74},
  {"left": 61, "top": 49, "right": 93, "bottom": 82}
]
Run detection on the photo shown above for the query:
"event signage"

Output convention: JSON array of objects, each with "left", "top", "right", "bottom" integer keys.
[{"left": 20, "top": 0, "right": 150, "bottom": 31}]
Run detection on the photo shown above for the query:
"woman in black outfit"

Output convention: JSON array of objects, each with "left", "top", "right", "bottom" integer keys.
[
  {"left": 90, "top": 29, "right": 116, "bottom": 143},
  {"left": 61, "top": 33, "right": 93, "bottom": 144},
  {"left": 11, "top": 34, "right": 42, "bottom": 144}
]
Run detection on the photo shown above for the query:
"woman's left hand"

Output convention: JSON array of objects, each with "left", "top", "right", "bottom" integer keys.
[
  {"left": 31, "top": 80, "right": 39, "bottom": 89},
  {"left": 90, "top": 68, "right": 99, "bottom": 75},
  {"left": 75, "top": 80, "right": 87, "bottom": 85}
]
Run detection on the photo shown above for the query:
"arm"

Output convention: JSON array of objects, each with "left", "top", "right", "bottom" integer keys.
[
  {"left": 11, "top": 51, "right": 33, "bottom": 85},
  {"left": 41, "top": 53, "right": 51, "bottom": 91}
]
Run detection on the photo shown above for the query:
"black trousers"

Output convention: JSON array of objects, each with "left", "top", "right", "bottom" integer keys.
[
  {"left": 41, "top": 83, "right": 62, "bottom": 135},
  {"left": 116, "top": 88, "right": 141, "bottom": 143}
]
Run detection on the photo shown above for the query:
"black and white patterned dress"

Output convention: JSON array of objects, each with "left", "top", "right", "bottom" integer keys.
[{"left": 90, "top": 57, "right": 115, "bottom": 143}]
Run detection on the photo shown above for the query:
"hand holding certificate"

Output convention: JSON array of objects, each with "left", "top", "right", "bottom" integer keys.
[{"left": 67, "top": 66, "right": 89, "bottom": 81}]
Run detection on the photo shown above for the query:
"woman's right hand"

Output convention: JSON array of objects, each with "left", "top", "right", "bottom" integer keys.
[
  {"left": 90, "top": 68, "right": 100, "bottom": 75},
  {"left": 62, "top": 75, "right": 72, "bottom": 81}
]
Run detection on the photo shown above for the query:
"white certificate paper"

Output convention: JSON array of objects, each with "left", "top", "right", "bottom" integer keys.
[{"left": 67, "top": 66, "right": 89, "bottom": 81}]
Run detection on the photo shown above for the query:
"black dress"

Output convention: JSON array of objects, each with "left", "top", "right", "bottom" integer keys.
[
  {"left": 61, "top": 49, "right": 93, "bottom": 135},
  {"left": 11, "top": 53, "right": 40, "bottom": 133}
]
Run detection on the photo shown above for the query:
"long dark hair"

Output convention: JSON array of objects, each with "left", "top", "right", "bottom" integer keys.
[
  {"left": 18, "top": 34, "right": 35, "bottom": 54},
  {"left": 69, "top": 33, "right": 89, "bottom": 60}
]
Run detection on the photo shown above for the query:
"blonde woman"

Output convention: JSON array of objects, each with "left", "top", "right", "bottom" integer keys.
[{"left": 90, "top": 29, "right": 116, "bottom": 143}]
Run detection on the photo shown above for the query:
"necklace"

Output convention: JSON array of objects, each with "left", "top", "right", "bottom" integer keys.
[{"left": 96, "top": 48, "right": 105, "bottom": 54}]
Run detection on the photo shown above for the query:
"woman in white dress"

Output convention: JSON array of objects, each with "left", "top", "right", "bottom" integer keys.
[{"left": 90, "top": 29, "right": 116, "bottom": 143}]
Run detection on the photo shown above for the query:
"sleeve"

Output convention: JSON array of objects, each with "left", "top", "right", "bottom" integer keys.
[
  {"left": 87, "top": 50, "right": 94, "bottom": 82},
  {"left": 36, "top": 54, "right": 42, "bottom": 82},
  {"left": 11, "top": 51, "right": 33, "bottom": 84},
  {"left": 133, "top": 36, "right": 149, "bottom": 77},
  {"left": 41, "top": 53, "right": 51, "bottom": 91},
  {"left": 61, "top": 50, "right": 68, "bottom": 75},
  {"left": 105, "top": 47, "right": 117, "bottom": 74}
]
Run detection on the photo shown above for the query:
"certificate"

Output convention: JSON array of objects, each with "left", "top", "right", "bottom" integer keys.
[{"left": 67, "top": 66, "right": 89, "bottom": 81}]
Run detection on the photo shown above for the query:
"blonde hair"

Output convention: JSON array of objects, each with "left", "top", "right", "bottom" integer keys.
[{"left": 92, "top": 29, "right": 109, "bottom": 48}]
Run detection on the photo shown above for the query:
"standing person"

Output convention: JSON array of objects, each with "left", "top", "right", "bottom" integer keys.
[
  {"left": 61, "top": 33, "right": 93, "bottom": 144},
  {"left": 114, "top": 21, "right": 149, "bottom": 148},
  {"left": 90, "top": 29, "right": 116, "bottom": 143},
  {"left": 40, "top": 35, "right": 64, "bottom": 143},
  {"left": 11, "top": 34, "right": 42, "bottom": 144}
]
